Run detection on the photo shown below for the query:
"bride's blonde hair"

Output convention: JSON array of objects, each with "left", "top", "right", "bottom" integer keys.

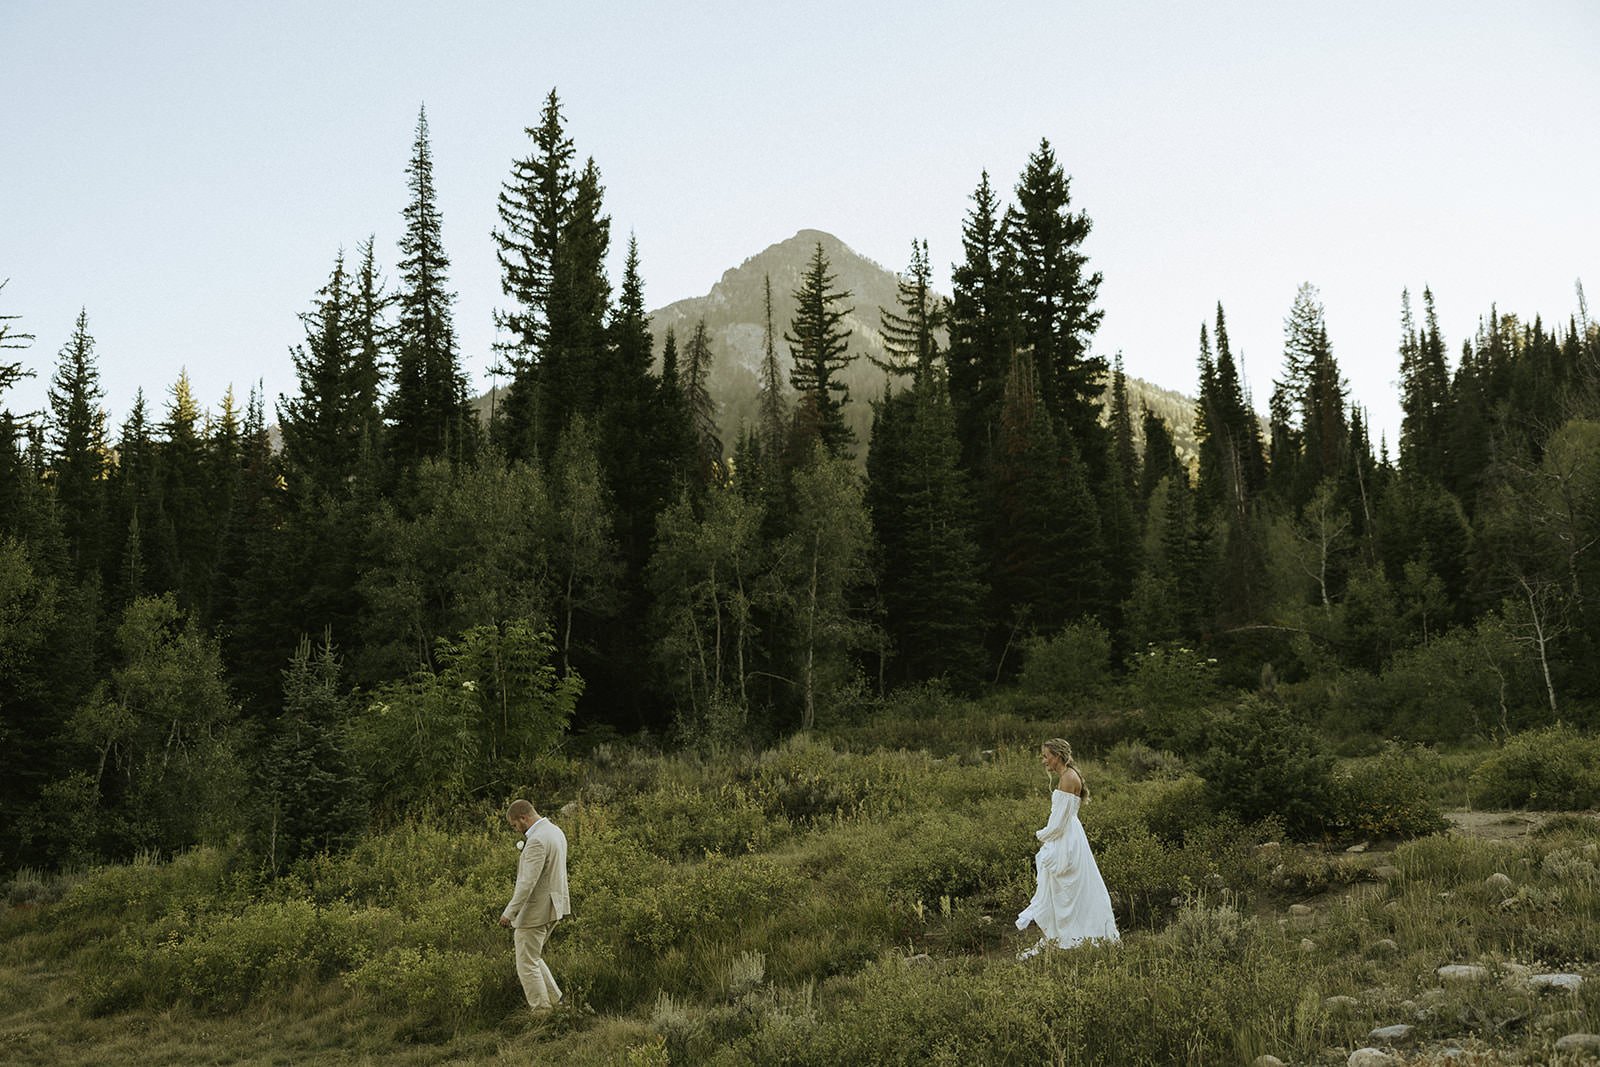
[{"left": 1043, "top": 737, "right": 1089, "bottom": 799}]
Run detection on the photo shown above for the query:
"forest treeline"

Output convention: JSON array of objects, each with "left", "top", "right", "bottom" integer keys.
[{"left": 2, "top": 92, "right": 1597, "bottom": 873}]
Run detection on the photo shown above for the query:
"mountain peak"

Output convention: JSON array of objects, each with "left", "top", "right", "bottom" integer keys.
[{"left": 646, "top": 232, "right": 1197, "bottom": 462}]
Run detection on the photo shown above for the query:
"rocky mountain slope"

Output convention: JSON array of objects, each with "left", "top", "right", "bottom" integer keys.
[{"left": 647, "top": 228, "right": 1199, "bottom": 464}]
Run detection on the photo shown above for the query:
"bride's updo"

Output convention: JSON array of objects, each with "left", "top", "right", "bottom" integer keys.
[{"left": 1043, "top": 737, "right": 1090, "bottom": 799}]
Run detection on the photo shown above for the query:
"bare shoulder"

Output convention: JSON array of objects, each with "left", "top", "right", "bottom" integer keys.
[{"left": 1057, "top": 767, "right": 1084, "bottom": 796}]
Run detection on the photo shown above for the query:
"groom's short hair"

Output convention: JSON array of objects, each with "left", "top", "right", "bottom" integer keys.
[{"left": 507, "top": 799, "right": 534, "bottom": 820}]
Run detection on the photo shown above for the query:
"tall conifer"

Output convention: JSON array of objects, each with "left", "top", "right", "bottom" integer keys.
[
  {"left": 389, "top": 106, "right": 473, "bottom": 472},
  {"left": 46, "top": 308, "right": 107, "bottom": 574},
  {"left": 786, "top": 243, "right": 856, "bottom": 457},
  {"left": 1006, "top": 140, "right": 1105, "bottom": 476}
]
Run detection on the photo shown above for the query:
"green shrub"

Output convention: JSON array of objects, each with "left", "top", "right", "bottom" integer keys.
[
  {"left": 1019, "top": 619, "right": 1113, "bottom": 700},
  {"left": 584, "top": 850, "right": 798, "bottom": 954},
  {"left": 1326, "top": 743, "right": 1447, "bottom": 840},
  {"left": 56, "top": 845, "right": 248, "bottom": 927},
  {"left": 1199, "top": 695, "right": 1334, "bottom": 839},
  {"left": 346, "top": 944, "right": 512, "bottom": 1032},
  {"left": 626, "top": 783, "right": 788, "bottom": 860},
  {"left": 751, "top": 738, "right": 918, "bottom": 822},
  {"left": 1094, "top": 824, "right": 1191, "bottom": 925},
  {"left": 1125, "top": 643, "right": 1221, "bottom": 748},
  {"left": 1106, "top": 739, "right": 1189, "bottom": 781},
  {"left": 1468, "top": 725, "right": 1600, "bottom": 809},
  {"left": 81, "top": 897, "right": 373, "bottom": 1014},
  {"left": 1161, "top": 900, "right": 1265, "bottom": 961}
]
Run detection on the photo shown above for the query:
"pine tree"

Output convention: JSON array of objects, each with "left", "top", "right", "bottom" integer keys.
[
  {"left": 0, "top": 281, "right": 38, "bottom": 545},
  {"left": 349, "top": 236, "right": 390, "bottom": 469},
  {"left": 603, "top": 233, "right": 670, "bottom": 573},
  {"left": 988, "top": 351, "right": 1104, "bottom": 653},
  {"left": 160, "top": 371, "right": 209, "bottom": 606},
  {"left": 105, "top": 391, "right": 162, "bottom": 605},
  {"left": 1101, "top": 354, "right": 1140, "bottom": 619},
  {"left": 254, "top": 632, "right": 365, "bottom": 873},
  {"left": 867, "top": 375, "right": 988, "bottom": 690},
  {"left": 492, "top": 90, "right": 612, "bottom": 461},
  {"left": 388, "top": 106, "right": 474, "bottom": 473},
  {"left": 757, "top": 274, "right": 789, "bottom": 474},
  {"left": 876, "top": 239, "right": 944, "bottom": 380},
  {"left": 539, "top": 157, "right": 612, "bottom": 457},
  {"left": 786, "top": 243, "right": 857, "bottom": 457},
  {"left": 1006, "top": 140, "right": 1106, "bottom": 477},
  {"left": 279, "top": 250, "right": 359, "bottom": 495},
  {"left": 682, "top": 319, "right": 723, "bottom": 484},
  {"left": 947, "top": 171, "right": 1015, "bottom": 472},
  {"left": 1139, "top": 405, "right": 1182, "bottom": 505},
  {"left": 212, "top": 384, "right": 289, "bottom": 716},
  {"left": 653, "top": 326, "right": 698, "bottom": 495},
  {"left": 46, "top": 308, "right": 108, "bottom": 575},
  {"left": 493, "top": 89, "right": 575, "bottom": 458}
]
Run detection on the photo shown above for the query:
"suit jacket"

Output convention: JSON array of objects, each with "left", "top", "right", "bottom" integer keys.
[{"left": 503, "top": 817, "right": 570, "bottom": 928}]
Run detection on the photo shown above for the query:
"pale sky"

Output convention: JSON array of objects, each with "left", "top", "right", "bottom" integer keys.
[{"left": 4, "top": 1, "right": 1597, "bottom": 451}]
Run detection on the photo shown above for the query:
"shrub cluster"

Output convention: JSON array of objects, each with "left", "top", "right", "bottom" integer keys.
[{"left": 1468, "top": 724, "right": 1600, "bottom": 809}]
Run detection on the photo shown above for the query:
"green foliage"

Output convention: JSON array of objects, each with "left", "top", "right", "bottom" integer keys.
[
  {"left": 647, "top": 486, "right": 765, "bottom": 738},
  {"left": 1469, "top": 724, "right": 1600, "bottom": 809},
  {"left": 57, "top": 845, "right": 247, "bottom": 927},
  {"left": 346, "top": 945, "right": 513, "bottom": 1032},
  {"left": 774, "top": 446, "right": 878, "bottom": 731},
  {"left": 359, "top": 455, "right": 553, "bottom": 680},
  {"left": 624, "top": 783, "right": 787, "bottom": 861},
  {"left": 348, "top": 619, "right": 581, "bottom": 812},
  {"left": 1019, "top": 618, "right": 1112, "bottom": 700},
  {"left": 1199, "top": 695, "right": 1334, "bottom": 839},
  {"left": 253, "top": 632, "right": 366, "bottom": 873},
  {"left": 67, "top": 594, "right": 244, "bottom": 858},
  {"left": 84, "top": 897, "right": 367, "bottom": 1015},
  {"left": 1326, "top": 743, "right": 1447, "bottom": 839},
  {"left": 1126, "top": 642, "right": 1219, "bottom": 749},
  {"left": 1330, "top": 615, "right": 1537, "bottom": 741}
]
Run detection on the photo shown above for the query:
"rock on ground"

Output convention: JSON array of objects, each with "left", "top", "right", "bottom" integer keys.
[
  {"left": 1348, "top": 1049, "right": 1399, "bottom": 1067},
  {"left": 1555, "top": 1032, "right": 1600, "bottom": 1053},
  {"left": 1367, "top": 1024, "right": 1414, "bottom": 1045},
  {"left": 1436, "top": 964, "right": 1488, "bottom": 983}
]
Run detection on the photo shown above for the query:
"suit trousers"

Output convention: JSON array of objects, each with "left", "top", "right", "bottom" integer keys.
[{"left": 513, "top": 920, "right": 562, "bottom": 1010}]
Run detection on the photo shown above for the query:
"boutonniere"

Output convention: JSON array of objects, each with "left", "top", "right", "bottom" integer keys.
[{"left": 516, "top": 840, "right": 525, "bottom": 850}]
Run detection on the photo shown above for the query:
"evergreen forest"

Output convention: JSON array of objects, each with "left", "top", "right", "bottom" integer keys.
[{"left": 3, "top": 90, "right": 1599, "bottom": 881}]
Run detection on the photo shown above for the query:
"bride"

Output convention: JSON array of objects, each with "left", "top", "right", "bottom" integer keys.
[{"left": 1016, "top": 737, "right": 1119, "bottom": 957}]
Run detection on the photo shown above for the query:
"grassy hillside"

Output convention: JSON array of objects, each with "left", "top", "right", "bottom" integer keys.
[{"left": 4, "top": 686, "right": 1598, "bottom": 1065}]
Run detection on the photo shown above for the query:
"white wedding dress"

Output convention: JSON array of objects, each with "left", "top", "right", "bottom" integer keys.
[{"left": 1015, "top": 789, "right": 1119, "bottom": 955}]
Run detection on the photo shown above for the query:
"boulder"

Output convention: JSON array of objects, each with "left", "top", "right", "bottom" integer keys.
[
  {"left": 1367, "top": 1024, "right": 1414, "bottom": 1046},
  {"left": 1373, "top": 865, "right": 1402, "bottom": 881},
  {"left": 1348, "top": 1049, "right": 1399, "bottom": 1067},
  {"left": 1484, "top": 871, "right": 1513, "bottom": 891},
  {"left": 1299, "top": 938, "right": 1317, "bottom": 953},
  {"left": 1371, "top": 938, "right": 1399, "bottom": 955},
  {"left": 1555, "top": 1034, "right": 1600, "bottom": 1054},
  {"left": 1527, "top": 972, "right": 1584, "bottom": 994},
  {"left": 1324, "top": 995, "right": 1359, "bottom": 1013},
  {"left": 1436, "top": 964, "right": 1488, "bottom": 983},
  {"left": 1251, "top": 1057, "right": 1285, "bottom": 1067}
]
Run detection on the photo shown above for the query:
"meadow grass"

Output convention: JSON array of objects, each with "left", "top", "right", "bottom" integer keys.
[{"left": 3, "top": 720, "right": 1597, "bottom": 1065}]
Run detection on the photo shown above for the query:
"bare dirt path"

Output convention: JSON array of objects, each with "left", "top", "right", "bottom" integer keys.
[{"left": 1441, "top": 808, "right": 1598, "bottom": 844}]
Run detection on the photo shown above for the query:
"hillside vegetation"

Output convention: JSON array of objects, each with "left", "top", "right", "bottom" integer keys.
[{"left": 5, "top": 679, "right": 1598, "bottom": 1066}]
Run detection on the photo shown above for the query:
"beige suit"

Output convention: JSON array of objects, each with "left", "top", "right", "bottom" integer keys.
[{"left": 503, "top": 817, "right": 569, "bottom": 1009}]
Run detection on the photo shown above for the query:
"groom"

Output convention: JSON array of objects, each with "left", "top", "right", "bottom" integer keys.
[{"left": 500, "top": 798, "right": 570, "bottom": 1013}]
